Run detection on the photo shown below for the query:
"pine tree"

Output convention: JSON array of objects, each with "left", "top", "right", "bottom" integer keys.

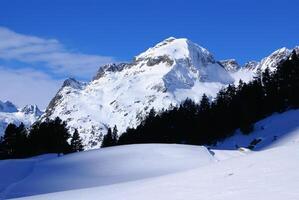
[
  {"left": 1, "top": 123, "right": 18, "bottom": 157},
  {"left": 49, "top": 117, "right": 71, "bottom": 155},
  {"left": 199, "top": 94, "right": 210, "bottom": 114},
  {"left": 70, "top": 129, "right": 84, "bottom": 152},
  {"left": 0, "top": 123, "right": 28, "bottom": 158},
  {"left": 112, "top": 125, "right": 118, "bottom": 143},
  {"left": 15, "top": 123, "right": 28, "bottom": 157},
  {"left": 276, "top": 50, "right": 299, "bottom": 108},
  {"left": 28, "top": 117, "right": 71, "bottom": 156},
  {"left": 101, "top": 127, "right": 117, "bottom": 148}
]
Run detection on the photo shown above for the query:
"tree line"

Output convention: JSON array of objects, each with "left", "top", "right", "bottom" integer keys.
[
  {"left": 0, "top": 117, "right": 83, "bottom": 159},
  {"left": 101, "top": 50, "right": 299, "bottom": 147}
]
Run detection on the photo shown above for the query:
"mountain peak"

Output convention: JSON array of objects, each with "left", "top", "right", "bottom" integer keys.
[
  {"left": 135, "top": 37, "right": 215, "bottom": 65},
  {"left": 243, "top": 61, "right": 259, "bottom": 70},
  {"left": 0, "top": 100, "right": 18, "bottom": 113},
  {"left": 219, "top": 59, "right": 241, "bottom": 72},
  {"left": 93, "top": 63, "right": 129, "bottom": 81},
  {"left": 163, "top": 36, "right": 177, "bottom": 43},
  {"left": 21, "top": 104, "right": 43, "bottom": 116},
  {"left": 62, "top": 78, "right": 85, "bottom": 90},
  {"left": 257, "top": 47, "right": 291, "bottom": 71}
]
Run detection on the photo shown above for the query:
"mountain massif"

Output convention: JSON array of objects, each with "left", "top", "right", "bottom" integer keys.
[
  {"left": 1, "top": 37, "right": 297, "bottom": 149},
  {"left": 40, "top": 37, "right": 297, "bottom": 149}
]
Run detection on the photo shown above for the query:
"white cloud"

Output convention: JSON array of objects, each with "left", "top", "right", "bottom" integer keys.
[
  {"left": 0, "top": 66, "right": 62, "bottom": 109},
  {"left": 0, "top": 27, "right": 119, "bottom": 109},
  {"left": 0, "top": 27, "right": 115, "bottom": 79}
]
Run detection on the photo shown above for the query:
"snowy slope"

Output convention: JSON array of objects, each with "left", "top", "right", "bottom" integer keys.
[
  {"left": 0, "top": 144, "right": 215, "bottom": 199},
  {"left": 0, "top": 101, "right": 42, "bottom": 136},
  {"left": 256, "top": 47, "right": 292, "bottom": 72},
  {"left": 9, "top": 109, "right": 299, "bottom": 200},
  {"left": 214, "top": 109, "right": 299, "bottom": 150},
  {"left": 229, "top": 47, "right": 296, "bottom": 84},
  {"left": 42, "top": 37, "right": 234, "bottom": 149},
  {"left": 18, "top": 144, "right": 299, "bottom": 200},
  {"left": 229, "top": 67, "right": 256, "bottom": 84},
  {"left": 0, "top": 109, "right": 298, "bottom": 199}
]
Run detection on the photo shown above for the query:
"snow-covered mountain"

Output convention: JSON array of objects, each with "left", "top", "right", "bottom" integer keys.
[
  {"left": 219, "top": 59, "right": 241, "bottom": 72},
  {"left": 256, "top": 47, "right": 292, "bottom": 72},
  {"left": 0, "top": 101, "right": 18, "bottom": 113},
  {"left": 42, "top": 37, "right": 235, "bottom": 149},
  {"left": 229, "top": 46, "right": 298, "bottom": 84},
  {"left": 42, "top": 37, "right": 298, "bottom": 149},
  {"left": 243, "top": 61, "right": 259, "bottom": 70},
  {"left": 0, "top": 101, "right": 43, "bottom": 136}
]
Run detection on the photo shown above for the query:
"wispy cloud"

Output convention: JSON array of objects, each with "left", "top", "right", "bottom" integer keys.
[
  {"left": 0, "top": 26, "right": 118, "bottom": 108},
  {"left": 0, "top": 27, "right": 115, "bottom": 79},
  {"left": 0, "top": 66, "right": 62, "bottom": 109}
]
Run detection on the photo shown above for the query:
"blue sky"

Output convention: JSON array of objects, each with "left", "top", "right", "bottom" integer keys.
[{"left": 0, "top": 0, "right": 298, "bottom": 108}]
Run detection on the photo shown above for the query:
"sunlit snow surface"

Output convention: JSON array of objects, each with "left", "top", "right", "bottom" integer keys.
[
  {"left": 0, "top": 144, "right": 215, "bottom": 199},
  {"left": 17, "top": 145, "right": 299, "bottom": 200},
  {"left": 1, "top": 109, "right": 299, "bottom": 200},
  {"left": 214, "top": 109, "right": 299, "bottom": 150}
]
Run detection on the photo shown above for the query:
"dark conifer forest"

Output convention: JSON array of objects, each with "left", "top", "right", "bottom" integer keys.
[{"left": 0, "top": 117, "right": 83, "bottom": 159}]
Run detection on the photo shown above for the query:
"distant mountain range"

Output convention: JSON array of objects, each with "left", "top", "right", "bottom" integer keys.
[{"left": 0, "top": 101, "right": 42, "bottom": 135}]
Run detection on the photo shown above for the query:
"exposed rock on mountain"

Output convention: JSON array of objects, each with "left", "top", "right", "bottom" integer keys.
[{"left": 219, "top": 59, "right": 241, "bottom": 72}]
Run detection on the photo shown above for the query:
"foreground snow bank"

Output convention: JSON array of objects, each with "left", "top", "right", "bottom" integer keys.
[
  {"left": 0, "top": 144, "right": 215, "bottom": 199},
  {"left": 5, "top": 110, "right": 299, "bottom": 199},
  {"left": 19, "top": 144, "right": 299, "bottom": 200}
]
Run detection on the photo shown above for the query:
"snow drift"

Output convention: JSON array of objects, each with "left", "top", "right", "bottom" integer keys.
[{"left": 0, "top": 144, "right": 215, "bottom": 199}]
